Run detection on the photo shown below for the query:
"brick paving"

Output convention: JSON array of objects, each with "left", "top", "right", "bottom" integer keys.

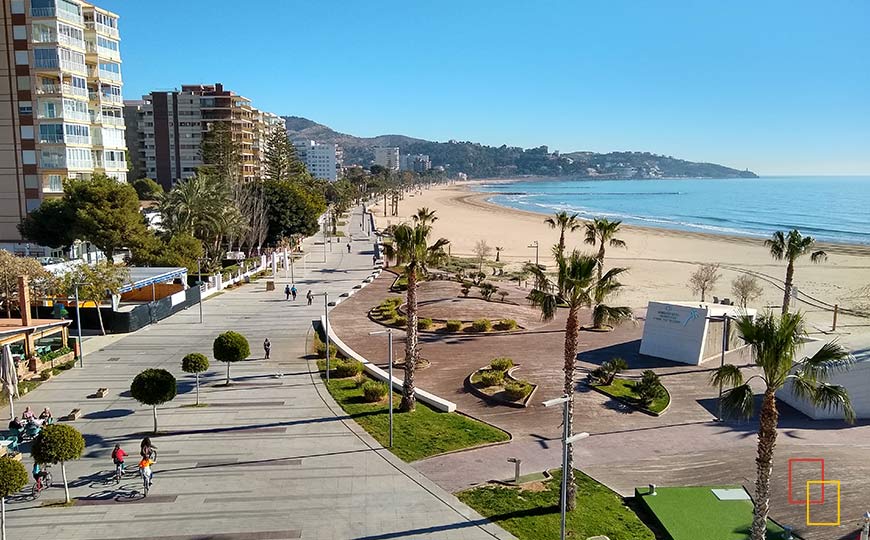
[{"left": 331, "top": 272, "right": 870, "bottom": 540}]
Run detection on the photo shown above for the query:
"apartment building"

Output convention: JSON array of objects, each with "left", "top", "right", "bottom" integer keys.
[
  {"left": 1, "top": 0, "right": 127, "bottom": 250},
  {"left": 293, "top": 139, "right": 342, "bottom": 181},
  {"left": 399, "top": 153, "right": 431, "bottom": 173},
  {"left": 128, "top": 83, "right": 280, "bottom": 190},
  {"left": 373, "top": 146, "right": 399, "bottom": 171}
]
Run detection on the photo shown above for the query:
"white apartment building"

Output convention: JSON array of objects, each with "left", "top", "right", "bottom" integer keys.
[
  {"left": 399, "top": 153, "right": 431, "bottom": 173},
  {"left": 373, "top": 146, "right": 399, "bottom": 170},
  {"left": 0, "top": 0, "right": 127, "bottom": 251},
  {"left": 293, "top": 140, "right": 342, "bottom": 181}
]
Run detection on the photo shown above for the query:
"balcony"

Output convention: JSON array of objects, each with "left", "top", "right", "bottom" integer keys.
[
  {"left": 86, "top": 43, "right": 121, "bottom": 62},
  {"left": 37, "top": 109, "right": 89, "bottom": 123},
  {"left": 42, "top": 177, "right": 64, "bottom": 194},
  {"left": 102, "top": 159, "right": 126, "bottom": 171},
  {"left": 36, "top": 57, "right": 89, "bottom": 75},
  {"left": 35, "top": 32, "right": 85, "bottom": 50},
  {"left": 94, "top": 115, "right": 124, "bottom": 127},
  {"left": 39, "top": 155, "right": 65, "bottom": 168},
  {"left": 97, "top": 69, "right": 121, "bottom": 82},
  {"left": 85, "top": 21, "right": 119, "bottom": 39},
  {"left": 65, "top": 134, "right": 91, "bottom": 145},
  {"left": 88, "top": 91, "right": 123, "bottom": 105},
  {"left": 32, "top": 7, "right": 82, "bottom": 25}
]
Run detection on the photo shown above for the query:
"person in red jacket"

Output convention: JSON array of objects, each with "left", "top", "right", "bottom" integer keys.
[{"left": 112, "top": 444, "right": 128, "bottom": 483}]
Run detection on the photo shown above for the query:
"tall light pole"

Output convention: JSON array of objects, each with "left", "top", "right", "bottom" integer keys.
[
  {"left": 314, "top": 292, "right": 332, "bottom": 382},
  {"left": 369, "top": 328, "right": 394, "bottom": 447},
  {"left": 528, "top": 241, "right": 539, "bottom": 266},
  {"left": 709, "top": 314, "right": 730, "bottom": 422},
  {"left": 196, "top": 259, "right": 203, "bottom": 324},
  {"left": 73, "top": 282, "right": 83, "bottom": 368},
  {"left": 542, "top": 395, "right": 589, "bottom": 540}
]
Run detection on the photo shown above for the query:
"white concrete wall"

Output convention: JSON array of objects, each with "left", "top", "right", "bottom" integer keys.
[{"left": 639, "top": 302, "right": 709, "bottom": 365}]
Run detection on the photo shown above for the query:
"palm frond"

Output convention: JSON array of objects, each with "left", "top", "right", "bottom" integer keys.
[
  {"left": 801, "top": 341, "right": 853, "bottom": 381},
  {"left": 592, "top": 304, "right": 632, "bottom": 328},
  {"left": 765, "top": 231, "right": 786, "bottom": 260},
  {"left": 609, "top": 238, "right": 626, "bottom": 248},
  {"left": 719, "top": 383, "right": 755, "bottom": 420},
  {"left": 785, "top": 372, "right": 817, "bottom": 403},
  {"left": 528, "top": 289, "right": 558, "bottom": 322},
  {"left": 710, "top": 363, "right": 744, "bottom": 388},
  {"left": 810, "top": 250, "right": 827, "bottom": 263},
  {"left": 813, "top": 383, "right": 856, "bottom": 424}
]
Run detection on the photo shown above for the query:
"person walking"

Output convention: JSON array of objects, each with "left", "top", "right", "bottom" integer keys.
[
  {"left": 284, "top": 284, "right": 291, "bottom": 300},
  {"left": 263, "top": 338, "right": 271, "bottom": 360},
  {"left": 347, "top": 243, "right": 351, "bottom": 254},
  {"left": 306, "top": 290, "right": 313, "bottom": 305},
  {"left": 290, "top": 285, "right": 297, "bottom": 300}
]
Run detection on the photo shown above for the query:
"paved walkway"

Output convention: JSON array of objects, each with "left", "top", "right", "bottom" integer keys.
[{"left": 4, "top": 208, "right": 512, "bottom": 540}]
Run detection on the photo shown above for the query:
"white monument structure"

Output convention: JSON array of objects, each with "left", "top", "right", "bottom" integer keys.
[{"left": 639, "top": 301, "right": 756, "bottom": 365}]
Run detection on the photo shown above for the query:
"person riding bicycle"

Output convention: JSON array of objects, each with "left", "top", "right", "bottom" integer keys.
[
  {"left": 32, "top": 462, "right": 48, "bottom": 490},
  {"left": 138, "top": 456, "right": 154, "bottom": 488},
  {"left": 140, "top": 437, "right": 157, "bottom": 460},
  {"left": 112, "top": 444, "right": 127, "bottom": 478}
]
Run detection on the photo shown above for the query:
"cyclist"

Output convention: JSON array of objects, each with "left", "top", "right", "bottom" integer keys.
[
  {"left": 32, "top": 462, "right": 48, "bottom": 490},
  {"left": 138, "top": 455, "right": 154, "bottom": 490},
  {"left": 140, "top": 437, "right": 157, "bottom": 460},
  {"left": 111, "top": 444, "right": 127, "bottom": 481}
]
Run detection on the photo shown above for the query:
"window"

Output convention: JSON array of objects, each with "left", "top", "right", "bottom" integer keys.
[
  {"left": 20, "top": 126, "right": 34, "bottom": 139},
  {"left": 22, "top": 150, "right": 37, "bottom": 165},
  {"left": 96, "top": 36, "right": 118, "bottom": 51},
  {"left": 13, "top": 26, "right": 26, "bottom": 40},
  {"left": 71, "top": 76, "right": 86, "bottom": 90},
  {"left": 11, "top": 1, "right": 24, "bottom": 14},
  {"left": 26, "top": 199, "right": 41, "bottom": 213},
  {"left": 45, "top": 175, "right": 63, "bottom": 192},
  {"left": 25, "top": 175, "right": 39, "bottom": 189},
  {"left": 15, "top": 51, "right": 29, "bottom": 65},
  {"left": 39, "top": 124, "right": 63, "bottom": 143},
  {"left": 17, "top": 76, "right": 30, "bottom": 90},
  {"left": 18, "top": 101, "right": 32, "bottom": 116}
]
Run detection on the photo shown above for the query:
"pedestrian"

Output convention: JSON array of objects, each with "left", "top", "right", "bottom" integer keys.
[
  {"left": 347, "top": 243, "right": 351, "bottom": 254},
  {"left": 284, "top": 284, "right": 291, "bottom": 300},
  {"left": 291, "top": 285, "right": 297, "bottom": 300},
  {"left": 306, "top": 290, "right": 313, "bottom": 306},
  {"left": 263, "top": 338, "right": 271, "bottom": 359},
  {"left": 372, "top": 254, "right": 377, "bottom": 265}
]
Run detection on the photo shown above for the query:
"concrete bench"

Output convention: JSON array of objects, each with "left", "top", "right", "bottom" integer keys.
[
  {"left": 62, "top": 408, "right": 82, "bottom": 421},
  {"left": 95, "top": 388, "right": 108, "bottom": 398}
]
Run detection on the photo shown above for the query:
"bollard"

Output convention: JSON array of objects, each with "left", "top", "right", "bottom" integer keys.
[
  {"left": 832, "top": 304, "right": 839, "bottom": 331},
  {"left": 507, "top": 457, "right": 522, "bottom": 484}
]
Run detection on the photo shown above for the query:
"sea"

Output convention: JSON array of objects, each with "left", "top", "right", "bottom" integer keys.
[{"left": 475, "top": 176, "right": 870, "bottom": 246}]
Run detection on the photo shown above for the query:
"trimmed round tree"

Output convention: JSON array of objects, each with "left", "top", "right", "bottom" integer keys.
[
  {"left": 213, "top": 331, "right": 250, "bottom": 385},
  {"left": 31, "top": 424, "right": 85, "bottom": 504},
  {"left": 181, "top": 353, "right": 209, "bottom": 406},
  {"left": 0, "top": 456, "right": 28, "bottom": 539},
  {"left": 130, "top": 368, "right": 178, "bottom": 433}
]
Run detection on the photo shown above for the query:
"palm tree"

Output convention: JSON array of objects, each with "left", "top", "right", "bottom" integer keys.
[
  {"left": 590, "top": 267, "right": 633, "bottom": 330},
  {"left": 764, "top": 230, "right": 826, "bottom": 315},
  {"left": 392, "top": 208, "right": 449, "bottom": 412},
  {"left": 544, "top": 211, "right": 582, "bottom": 262},
  {"left": 711, "top": 312, "right": 854, "bottom": 540},
  {"left": 584, "top": 218, "right": 626, "bottom": 280}
]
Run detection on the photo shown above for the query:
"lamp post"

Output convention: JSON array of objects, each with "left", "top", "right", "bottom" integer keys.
[
  {"left": 707, "top": 314, "right": 731, "bottom": 422},
  {"left": 528, "top": 241, "right": 539, "bottom": 266},
  {"left": 73, "top": 282, "right": 83, "bottom": 368},
  {"left": 369, "top": 328, "right": 394, "bottom": 447},
  {"left": 196, "top": 259, "right": 203, "bottom": 324},
  {"left": 314, "top": 292, "right": 331, "bottom": 382},
  {"left": 542, "top": 395, "right": 589, "bottom": 540}
]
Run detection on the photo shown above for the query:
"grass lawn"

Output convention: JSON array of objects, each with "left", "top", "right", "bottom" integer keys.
[
  {"left": 595, "top": 378, "right": 670, "bottom": 414},
  {"left": 321, "top": 373, "right": 509, "bottom": 462},
  {"left": 636, "top": 486, "right": 785, "bottom": 540},
  {"left": 458, "top": 469, "right": 655, "bottom": 540}
]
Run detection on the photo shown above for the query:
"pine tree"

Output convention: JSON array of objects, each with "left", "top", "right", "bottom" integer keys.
[{"left": 201, "top": 122, "right": 240, "bottom": 183}]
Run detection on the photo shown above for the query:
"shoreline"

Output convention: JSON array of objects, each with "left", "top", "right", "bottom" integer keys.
[{"left": 457, "top": 185, "right": 870, "bottom": 257}]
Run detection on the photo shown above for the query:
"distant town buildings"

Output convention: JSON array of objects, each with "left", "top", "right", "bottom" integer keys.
[
  {"left": 399, "top": 153, "right": 431, "bottom": 173},
  {"left": 293, "top": 140, "right": 342, "bottom": 182},
  {"left": 373, "top": 146, "right": 400, "bottom": 170},
  {"left": 0, "top": 0, "right": 127, "bottom": 251},
  {"left": 126, "top": 83, "right": 281, "bottom": 190}
]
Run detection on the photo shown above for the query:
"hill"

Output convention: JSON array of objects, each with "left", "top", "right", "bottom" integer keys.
[{"left": 281, "top": 116, "right": 757, "bottom": 179}]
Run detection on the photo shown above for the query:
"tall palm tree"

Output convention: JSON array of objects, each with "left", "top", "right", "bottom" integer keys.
[
  {"left": 584, "top": 218, "right": 626, "bottom": 280},
  {"left": 544, "top": 211, "right": 582, "bottom": 262},
  {"left": 764, "top": 229, "right": 826, "bottom": 315},
  {"left": 590, "top": 268, "right": 633, "bottom": 330},
  {"left": 711, "top": 312, "right": 853, "bottom": 540},
  {"left": 525, "top": 251, "right": 597, "bottom": 511},
  {"left": 393, "top": 208, "right": 449, "bottom": 412}
]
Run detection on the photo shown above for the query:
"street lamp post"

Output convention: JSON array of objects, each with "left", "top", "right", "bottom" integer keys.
[
  {"left": 528, "top": 241, "right": 539, "bottom": 266},
  {"left": 197, "top": 259, "right": 204, "bottom": 324},
  {"left": 542, "top": 395, "right": 589, "bottom": 540},
  {"left": 369, "top": 328, "right": 394, "bottom": 447},
  {"left": 315, "top": 292, "right": 332, "bottom": 382},
  {"left": 73, "top": 282, "right": 84, "bottom": 368},
  {"left": 715, "top": 315, "right": 730, "bottom": 421}
]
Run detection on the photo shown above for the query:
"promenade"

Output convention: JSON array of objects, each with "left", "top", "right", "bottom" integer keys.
[{"left": 3, "top": 208, "right": 511, "bottom": 540}]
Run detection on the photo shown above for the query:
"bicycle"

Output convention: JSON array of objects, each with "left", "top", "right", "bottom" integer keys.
[
  {"left": 140, "top": 467, "right": 153, "bottom": 497},
  {"left": 31, "top": 468, "right": 53, "bottom": 499}
]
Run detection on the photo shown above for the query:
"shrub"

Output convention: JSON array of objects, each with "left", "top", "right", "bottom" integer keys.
[
  {"left": 418, "top": 318, "right": 433, "bottom": 330},
  {"left": 497, "top": 291, "right": 509, "bottom": 302},
  {"left": 380, "top": 307, "right": 398, "bottom": 321},
  {"left": 602, "top": 357, "right": 628, "bottom": 385},
  {"left": 635, "top": 370, "right": 666, "bottom": 407},
  {"left": 446, "top": 320, "right": 463, "bottom": 332},
  {"left": 504, "top": 381, "right": 531, "bottom": 401},
  {"left": 30, "top": 424, "right": 85, "bottom": 503},
  {"left": 40, "top": 369, "right": 52, "bottom": 381},
  {"left": 361, "top": 380, "right": 388, "bottom": 402},
  {"left": 588, "top": 367, "right": 607, "bottom": 384},
  {"left": 181, "top": 352, "right": 210, "bottom": 406},
  {"left": 471, "top": 319, "right": 492, "bottom": 332},
  {"left": 490, "top": 357, "right": 514, "bottom": 371},
  {"left": 39, "top": 347, "right": 72, "bottom": 363},
  {"left": 479, "top": 369, "right": 504, "bottom": 387},
  {"left": 479, "top": 282, "right": 498, "bottom": 301},
  {"left": 335, "top": 359, "right": 364, "bottom": 378},
  {"left": 0, "top": 456, "right": 29, "bottom": 498},
  {"left": 213, "top": 331, "right": 250, "bottom": 384},
  {"left": 313, "top": 333, "right": 337, "bottom": 359},
  {"left": 495, "top": 319, "right": 518, "bottom": 331},
  {"left": 394, "top": 315, "right": 407, "bottom": 327},
  {"left": 130, "top": 368, "right": 178, "bottom": 433}
]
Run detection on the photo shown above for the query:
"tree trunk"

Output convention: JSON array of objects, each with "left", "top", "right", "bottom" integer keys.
[
  {"left": 195, "top": 372, "right": 200, "bottom": 406},
  {"left": 152, "top": 405, "right": 158, "bottom": 433},
  {"left": 701, "top": 288, "right": 706, "bottom": 302},
  {"left": 226, "top": 361, "right": 231, "bottom": 385},
  {"left": 781, "top": 260, "right": 795, "bottom": 315},
  {"left": 558, "top": 231, "right": 566, "bottom": 261},
  {"left": 400, "top": 267, "right": 418, "bottom": 412},
  {"left": 96, "top": 301, "right": 106, "bottom": 335},
  {"left": 563, "top": 306, "right": 580, "bottom": 511},
  {"left": 751, "top": 389, "right": 779, "bottom": 540},
  {"left": 384, "top": 193, "right": 387, "bottom": 217},
  {"left": 61, "top": 462, "right": 70, "bottom": 503},
  {"left": 2, "top": 496, "right": 6, "bottom": 540},
  {"left": 597, "top": 243, "right": 606, "bottom": 281}
]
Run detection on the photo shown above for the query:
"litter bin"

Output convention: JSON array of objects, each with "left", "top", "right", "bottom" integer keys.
[{"left": 266, "top": 280, "right": 275, "bottom": 291}]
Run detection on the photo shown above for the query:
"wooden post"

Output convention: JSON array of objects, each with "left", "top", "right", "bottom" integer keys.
[
  {"left": 17, "top": 276, "right": 31, "bottom": 326},
  {"left": 832, "top": 304, "right": 839, "bottom": 331}
]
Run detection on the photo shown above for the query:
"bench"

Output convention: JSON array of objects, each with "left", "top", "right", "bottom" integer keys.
[
  {"left": 95, "top": 387, "right": 108, "bottom": 398},
  {"left": 62, "top": 408, "right": 82, "bottom": 421}
]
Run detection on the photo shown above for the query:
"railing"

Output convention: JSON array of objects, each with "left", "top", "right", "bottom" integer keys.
[
  {"left": 85, "top": 22, "right": 119, "bottom": 39},
  {"left": 65, "top": 134, "right": 90, "bottom": 145},
  {"left": 31, "top": 7, "right": 55, "bottom": 17},
  {"left": 58, "top": 34, "right": 85, "bottom": 49},
  {"left": 39, "top": 156, "right": 65, "bottom": 169},
  {"left": 102, "top": 160, "right": 126, "bottom": 170},
  {"left": 59, "top": 59, "right": 87, "bottom": 75},
  {"left": 64, "top": 84, "right": 87, "bottom": 97},
  {"left": 56, "top": 9, "right": 82, "bottom": 25},
  {"left": 42, "top": 178, "right": 64, "bottom": 194},
  {"left": 67, "top": 158, "right": 93, "bottom": 170},
  {"left": 100, "top": 116, "right": 124, "bottom": 127},
  {"left": 36, "top": 84, "right": 60, "bottom": 95},
  {"left": 97, "top": 69, "right": 121, "bottom": 82},
  {"left": 96, "top": 47, "right": 120, "bottom": 61},
  {"left": 38, "top": 134, "right": 63, "bottom": 144}
]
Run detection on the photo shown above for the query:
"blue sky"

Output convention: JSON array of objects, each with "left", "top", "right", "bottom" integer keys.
[{"left": 102, "top": 0, "right": 869, "bottom": 175}]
